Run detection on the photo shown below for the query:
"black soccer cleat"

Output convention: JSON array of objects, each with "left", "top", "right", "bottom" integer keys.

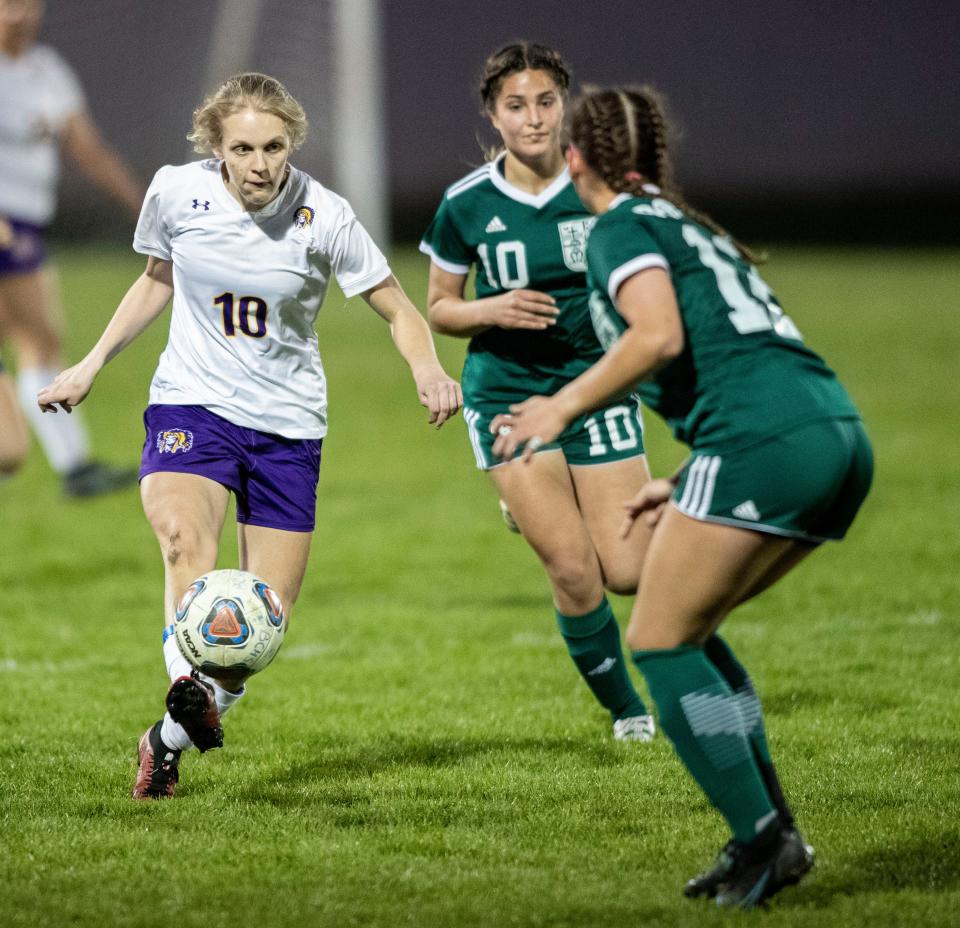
[
  {"left": 713, "top": 826, "right": 815, "bottom": 910},
  {"left": 165, "top": 674, "right": 224, "bottom": 753},
  {"left": 63, "top": 460, "right": 138, "bottom": 498},
  {"left": 132, "top": 721, "right": 181, "bottom": 800},
  {"left": 684, "top": 839, "right": 738, "bottom": 898}
]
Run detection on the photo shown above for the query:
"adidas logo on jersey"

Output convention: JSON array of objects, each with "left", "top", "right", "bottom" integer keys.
[
  {"left": 732, "top": 500, "right": 761, "bottom": 521},
  {"left": 485, "top": 216, "right": 507, "bottom": 233}
]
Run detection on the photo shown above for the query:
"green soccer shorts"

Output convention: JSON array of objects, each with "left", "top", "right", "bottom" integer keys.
[
  {"left": 464, "top": 396, "right": 646, "bottom": 471},
  {"left": 672, "top": 417, "right": 873, "bottom": 542}
]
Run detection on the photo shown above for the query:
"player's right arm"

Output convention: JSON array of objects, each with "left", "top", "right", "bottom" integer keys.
[
  {"left": 425, "top": 262, "right": 559, "bottom": 337},
  {"left": 38, "top": 257, "right": 173, "bottom": 412}
]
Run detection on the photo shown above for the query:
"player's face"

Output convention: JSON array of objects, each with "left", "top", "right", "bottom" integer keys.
[
  {"left": 489, "top": 69, "right": 564, "bottom": 163},
  {"left": 216, "top": 109, "right": 291, "bottom": 212},
  {"left": 0, "top": 0, "right": 43, "bottom": 50}
]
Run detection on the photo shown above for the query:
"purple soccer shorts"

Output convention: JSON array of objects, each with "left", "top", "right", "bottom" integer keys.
[
  {"left": 0, "top": 219, "right": 47, "bottom": 277},
  {"left": 140, "top": 404, "right": 322, "bottom": 532}
]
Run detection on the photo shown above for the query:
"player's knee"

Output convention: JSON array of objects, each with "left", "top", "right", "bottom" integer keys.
[
  {"left": 40, "top": 330, "right": 62, "bottom": 360},
  {"left": 151, "top": 516, "right": 216, "bottom": 569},
  {"left": 0, "top": 431, "right": 29, "bottom": 475},
  {"left": 16, "top": 323, "right": 61, "bottom": 361},
  {"left": 543, "top": 551, "right": 599, "bottom": 604},
  {"left": 602, "top": 563, "right": 641, "bottom": 597}
]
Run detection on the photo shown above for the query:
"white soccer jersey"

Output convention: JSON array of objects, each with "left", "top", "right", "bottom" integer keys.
[
  {"left": 133, "top": 160, "right": 390, "bottom": 439},
  {"left": 0, "top": 44, "right": 85, "bottom": 225}
]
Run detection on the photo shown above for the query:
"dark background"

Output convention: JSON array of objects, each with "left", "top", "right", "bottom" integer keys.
[{"left": 41, "top": 0, "right": 959, "bottom": 244}]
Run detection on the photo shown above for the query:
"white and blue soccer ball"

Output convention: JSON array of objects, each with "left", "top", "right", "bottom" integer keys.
[{"left": 174, "top": 569, "right": 287, "bottom": 683}]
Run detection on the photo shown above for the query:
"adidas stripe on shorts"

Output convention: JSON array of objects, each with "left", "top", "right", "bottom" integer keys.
[{"left": 672, "top": 417, "right": 873, "bottom": 542}]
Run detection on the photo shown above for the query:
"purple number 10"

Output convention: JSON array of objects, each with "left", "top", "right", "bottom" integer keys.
[{"left": 213, "top": 292, "right": 268, "bottom": 338}]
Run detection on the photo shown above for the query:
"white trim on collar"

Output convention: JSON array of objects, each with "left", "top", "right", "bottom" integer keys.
[
  {"left": 487, "top": 152, "right": 571, "bottom": 208},
  {"left": 608, "top": 183, "right": 661, "bottom": 212}
]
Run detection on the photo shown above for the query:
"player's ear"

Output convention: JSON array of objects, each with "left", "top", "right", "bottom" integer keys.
[{"left": 565, "top": 144, "right": 583, "bottom": 173}]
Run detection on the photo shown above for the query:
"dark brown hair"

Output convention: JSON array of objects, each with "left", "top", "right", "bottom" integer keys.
[
  {"left": 570, "top": 85, "right": 762, "bottom": 263},
  {"left": 478, "top": 42, "right": 571, "bottom": 113}
]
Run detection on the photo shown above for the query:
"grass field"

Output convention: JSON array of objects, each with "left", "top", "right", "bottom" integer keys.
[{"left": 1, "top": 246, "right": 958, "bottom": 927}]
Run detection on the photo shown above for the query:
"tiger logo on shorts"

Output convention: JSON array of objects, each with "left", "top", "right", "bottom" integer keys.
[{"left": 156, "top": 429, "right": 194, "bottom": 454}]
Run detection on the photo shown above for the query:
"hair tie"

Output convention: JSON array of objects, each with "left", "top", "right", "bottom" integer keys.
[{"left": 624, "top": 171, "right": 644, "bottom": 182}]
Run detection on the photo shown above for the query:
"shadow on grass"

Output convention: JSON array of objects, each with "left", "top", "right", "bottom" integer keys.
[
  {"left": 761, "top": 687, "right": 898, "bottom": 715},
  {"left": 10, "top": 554, "right": 147, "bottom": 587},
  {"left": 232, "top": 732, "right": 628, "bottom": 813},
  {"left": 778, "top": 830, "right": 960, "bottom": 908}
]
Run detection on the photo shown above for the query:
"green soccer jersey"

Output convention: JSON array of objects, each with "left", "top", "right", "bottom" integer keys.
[
  {"left": 420, "top": 153, "right": 602, "bottom": 405},
  {"left": 586, "top": 193, "right": 860, "bottom": 451}
]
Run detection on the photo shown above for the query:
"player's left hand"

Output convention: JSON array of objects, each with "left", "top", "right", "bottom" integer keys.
[
  {"left": 490, "top": 396, "right": 566, "bottom": 463},
  {"left": 415, "top": 365, "right": 463, "bottom": 428}
]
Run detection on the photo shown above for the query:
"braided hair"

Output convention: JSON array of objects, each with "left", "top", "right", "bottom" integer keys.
[{"left": 570, "top": 86, "right": 762, "bottom": 264}]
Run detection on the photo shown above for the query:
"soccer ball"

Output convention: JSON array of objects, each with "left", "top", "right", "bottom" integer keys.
[{"left": 173, "top": 569, "right": 287, "bottom": 685}]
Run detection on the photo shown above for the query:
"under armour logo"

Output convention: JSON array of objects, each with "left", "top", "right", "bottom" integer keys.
[{"left": 192, "top": 199, "right": 210, "bottom": 210}]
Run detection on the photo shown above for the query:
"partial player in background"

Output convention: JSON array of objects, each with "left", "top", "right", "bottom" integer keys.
[
  {"left": 0, "top": 0, "right": 143, "bottom": 496},
  {"left": 39, "top": 72, "right": 461, "bottom": 800},
  {"left": 0, "top": 361, "right": 29, "bottom": 475},
  {"left": 492, "top": 86, "right": 873, "bottom": 908},
  {"left": 0, "top": 216, "right": 28, "bottom": 476},
  {"left": 421, "top": 43, "right": 656, "bottom": 743},
  {"left": 0, "top": 361, "right": 30, "bottom": 480}
]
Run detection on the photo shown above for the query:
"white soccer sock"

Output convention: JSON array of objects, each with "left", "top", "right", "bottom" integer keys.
[
  {"left": 16, "top": 366, "right": 90, "bottom": 473},
  {"left": 159, "top": 629, "right": 246, "bottom": 752},
  {"left": 200, "top": 674, "right": 246, "bottom": 716},
  {"left": 160, "top": 713, "right": 194, "bottom": 752},
  {"left": 163, "top": 627, "right": 194, "bottom": 682}
]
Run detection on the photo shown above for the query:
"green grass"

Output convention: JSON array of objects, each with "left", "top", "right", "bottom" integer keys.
[{"left": 1, "top": 246, "right": 958, "bottom": 927}]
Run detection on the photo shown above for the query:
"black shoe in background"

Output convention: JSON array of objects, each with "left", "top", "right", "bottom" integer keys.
[{"left": 63, "top": 461, "right": 138, "bottom": 498}]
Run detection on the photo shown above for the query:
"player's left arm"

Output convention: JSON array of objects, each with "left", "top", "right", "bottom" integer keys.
[
  {"left": 491, "top": 267, "right": 684, "bottom": 461},
  {"left": 362, "top": 274, "right": 463, "bottom": 428},
  {"left": 61, "top": 111, "right": 144, "bottom": 220}
]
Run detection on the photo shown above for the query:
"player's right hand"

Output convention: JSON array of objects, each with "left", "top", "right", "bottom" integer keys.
[
  {"left": 620, "top": 478, "right": 675, "bottom": 536},
  {"left": 37, "top": 363, "right": 96, "bottom": 413},
  {"left": 482, "top": 290, "right": 559, "bottom": 330}
]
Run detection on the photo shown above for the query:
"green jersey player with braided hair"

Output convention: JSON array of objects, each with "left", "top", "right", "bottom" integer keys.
[
  {"left": 492, "top": 85, "right": 872, "bottom": 909},
  {"left": 421, "top": 43, "right": 657, "bottom": 742}
]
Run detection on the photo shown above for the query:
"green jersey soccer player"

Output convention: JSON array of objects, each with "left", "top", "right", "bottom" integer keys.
[
  {"left": 493, "top": 86, "right": 872, "bottom": 909},
  {"left": 422, "top": 44, "right": 656, "bottom": 742}
]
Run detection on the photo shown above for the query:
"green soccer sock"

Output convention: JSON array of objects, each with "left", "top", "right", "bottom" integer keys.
[
  {"left": 556, "top": 598, "right": 648, "bottom": 720},
  {"left": 632, "top": 644, "right": 778, "bottom": 842},
  {"left": 705, "top": 634, "right": 795, "bottom": 827}
]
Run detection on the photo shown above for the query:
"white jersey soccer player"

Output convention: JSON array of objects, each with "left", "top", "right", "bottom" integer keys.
[
  {"left": 38, "top": 72, "right": 460, "bottom": 801},
  {"left": 1, "top": 0, "right": 144, "bottom": 497},
  {"left": 0, "top": 42, "right": 84, "bottom": 226},
  {"left": 134, "top": 160, "right": 390, "bottom": 438}
]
